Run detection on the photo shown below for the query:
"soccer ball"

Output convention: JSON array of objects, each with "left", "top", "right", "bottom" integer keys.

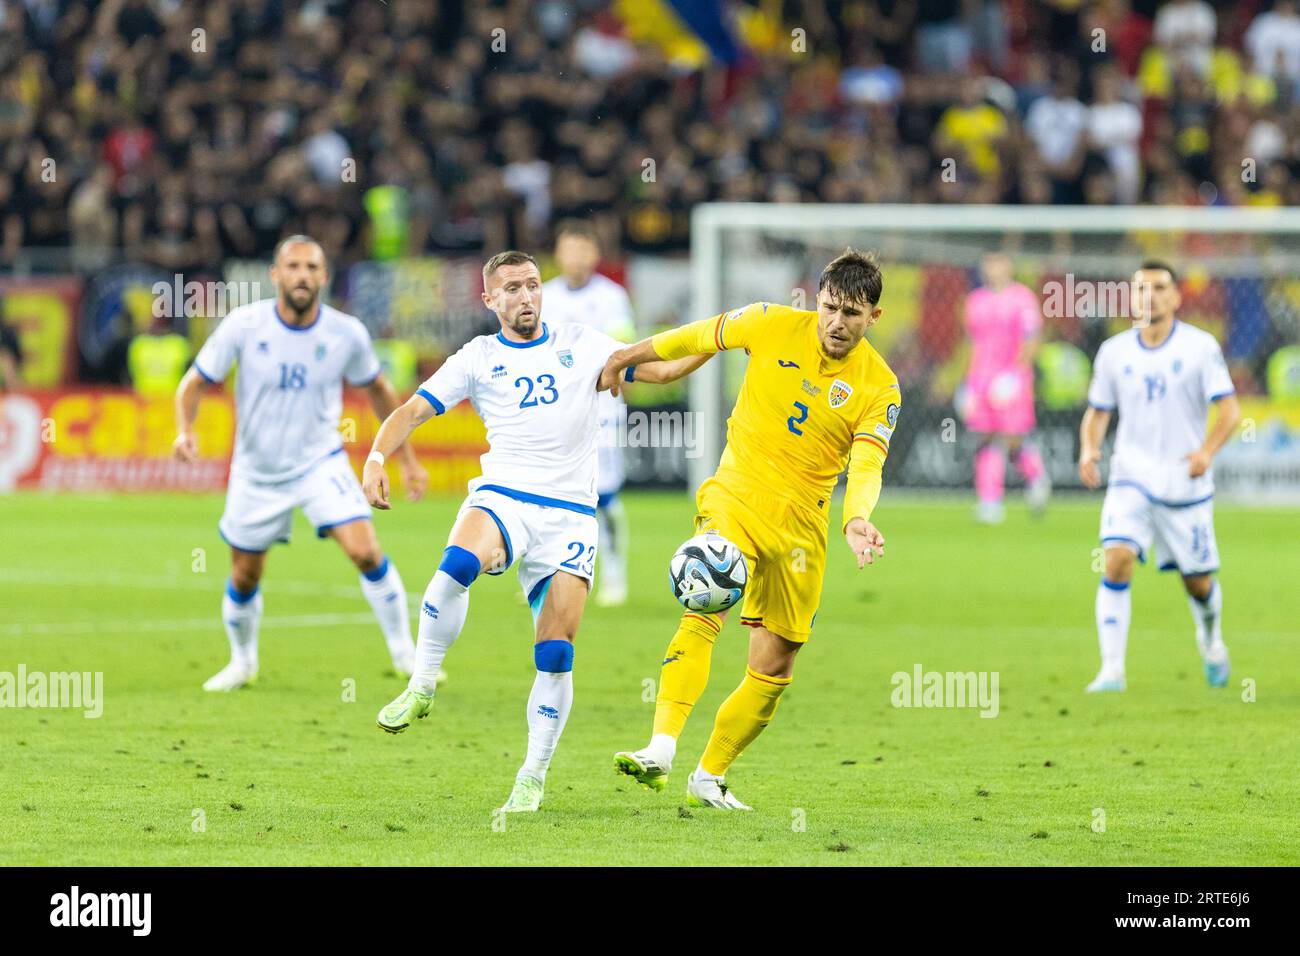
[{"left": 669, "top": 533, "right": 748, "bottom": 613}]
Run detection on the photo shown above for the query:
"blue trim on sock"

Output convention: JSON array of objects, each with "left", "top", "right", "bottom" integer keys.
[
  {"left": 362, "top": 556, "right": 390, "bottom": 582},
  {"left": 1101, "top": 578, "right": 1130, "bottom": 592},
  {"left": 225, "top": 580, "right": 259, "bottom": 604},
  {"left": 469, "top": 505, "right": 513, "bottom": 572},
  {"left": 438, "top": 545, "right": 481, "bottom": 588},
  {"left": 597, "top": 491, "right": 618, "bottom": 509},
  {"left": 534, "top": 639, "right": 574, "bottom": 673}
]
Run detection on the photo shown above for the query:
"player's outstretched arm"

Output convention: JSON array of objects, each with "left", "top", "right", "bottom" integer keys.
[
  {"left": 172, "top": 367, "right": 205, "bottom": 463},
  {"left": 623, "top": 352, "right": 714, "bottom": 385},
  {"left": 1078, "top": 406, "right": 1111, "bottom": 489},
  {"left": 364, "top": 374, "right": 428, "bottom": 502},
  {"left": 1187, "top": 393, "right": 1241, "bottom": 478},
  {"left": 599, "top": 336, "right": 670, "bottom": 396},
  {"left": 363, "top": 395, "right": 436, "bottom": 510}
]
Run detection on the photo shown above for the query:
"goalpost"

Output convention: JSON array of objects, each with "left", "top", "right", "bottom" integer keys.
[{"left": 689, "top": 204, "right": 1300, "bottom": 503}]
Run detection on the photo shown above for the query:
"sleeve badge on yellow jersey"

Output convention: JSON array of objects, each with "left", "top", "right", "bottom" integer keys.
[
  {"left": 829, "top": 379, "right": 853, "bottom": 408},
  {"left": 887, "top": 403, "right": 900, "bottom": 426}
]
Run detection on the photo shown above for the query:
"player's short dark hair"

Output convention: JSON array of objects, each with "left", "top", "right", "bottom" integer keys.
[
  {"left": 273, "top": 234, "right": 325, "bottom": 267},
  {"left": 819, "top": 248, "right": 883, "bottom": 307},
  {"left": 1138, "top": 259, "right": 1178, "bottom": 283},
  {"left": 482, "top": 250, "right": 539, "bottom": 286},
  {"left": 555, "top": 219, "right": 600, "bottom": 249}
]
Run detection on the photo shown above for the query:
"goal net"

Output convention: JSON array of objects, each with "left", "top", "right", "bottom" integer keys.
[{"left": 689, "top": 204, "right": 1300, "bottom": 504}]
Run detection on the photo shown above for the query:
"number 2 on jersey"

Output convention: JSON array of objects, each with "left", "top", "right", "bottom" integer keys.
[
  {"left": 787, "top": 401, "right": 809, "bottom": 435},
  {"left": 515, "top": 374, "right": 559, "bottom": 408}
]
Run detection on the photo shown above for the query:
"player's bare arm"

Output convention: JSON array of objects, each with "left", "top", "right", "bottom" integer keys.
[
  {"left": 605, "top": 352, "right": 714, "bottom": 388},
  {"left": 363, "top": 374, "right": 428, "bottom": 501},
  {"left": 172, "top": 365, "right": 206, "bottom": 463},
  {"left": 363, "top": 395, "right": 437, "bottom": 509},
  {"left": 599, "top": 336, "right": 677, "bottom": 395},
  {"left": 1078, "top": 405, "right": 1111, "bottom": 488},
  {"left": 1187, "top": 392, "right": 1241, "bottom": 478}
]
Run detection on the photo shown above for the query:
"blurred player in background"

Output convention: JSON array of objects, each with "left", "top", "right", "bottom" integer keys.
[
  {"left": 960, "top": 252, "right": 1051, "bottom": 523},
  {"left": 173, "top": 236, "right": 428, "bottom": 691},
  {"left": 541, "top": 221, "right": 636, "bottom": 605},
  {"left": 601, "top": 250, "right": 897, "bottom": 810},
  {"left": 1079, "top": 261, "right": 1241, "bottom": 692},
  {"left": 363, "top": 251, "right": 706, "bottom": 812}
]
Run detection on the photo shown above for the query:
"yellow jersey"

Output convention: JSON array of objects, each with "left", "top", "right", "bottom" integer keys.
[{"left": 652, "top": 302, "right": 900, "bottom": 530}]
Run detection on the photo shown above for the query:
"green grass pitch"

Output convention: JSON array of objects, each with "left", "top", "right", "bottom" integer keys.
[{"left": 2, "top": 490, "right": 1297, "bottom": 866}]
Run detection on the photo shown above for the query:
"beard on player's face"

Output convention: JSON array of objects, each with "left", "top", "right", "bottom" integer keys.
[
  {"left": 285, "top": 283, "right": 318, "bottom": 312},
  {"left": 505, "top": 300, "right": 540, "bottom": 336}
]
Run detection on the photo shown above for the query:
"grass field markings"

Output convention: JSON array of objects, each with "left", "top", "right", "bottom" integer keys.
[{"left": 2, "top": 611, "right": 379, "bottom": 637}]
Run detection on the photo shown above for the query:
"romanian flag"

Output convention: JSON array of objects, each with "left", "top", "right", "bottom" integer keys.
[{"left": 613, "top": 0, "right": 743, "bottom": 67}]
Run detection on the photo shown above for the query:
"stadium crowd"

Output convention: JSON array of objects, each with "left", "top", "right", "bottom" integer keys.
[{"left": 1, "top": 0, "right": 1299, "bottom": 272}]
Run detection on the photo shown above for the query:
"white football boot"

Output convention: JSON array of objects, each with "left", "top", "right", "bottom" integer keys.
[
  {"left": 203, "top": 660, "right": 257, "bottom": 692},
  {"left": 686, "top": 769, "right": 752, "bottom": 810}
]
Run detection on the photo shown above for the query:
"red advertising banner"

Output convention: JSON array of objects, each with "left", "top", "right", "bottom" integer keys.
[{"left": 0, "top": 389, "right": 487, "bottom": 494}]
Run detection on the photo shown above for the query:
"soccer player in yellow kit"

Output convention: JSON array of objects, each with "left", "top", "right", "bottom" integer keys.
[{"left": 597, "top": 250, "right": 899, "bottom": 809}]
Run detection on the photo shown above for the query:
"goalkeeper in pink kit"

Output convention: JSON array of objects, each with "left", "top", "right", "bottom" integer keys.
[{"left": 960, "top": 252, "right": 1051, "bottom": 523}]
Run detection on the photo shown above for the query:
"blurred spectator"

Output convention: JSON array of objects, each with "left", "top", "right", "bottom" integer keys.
[
  {"left": 1086, "top": 66, "right": 1143, "bottom": 203},
  {"left": 1244, "top": 0, "right": 1300, "bottom": 82},
  {"left": 1153, "top": 0, "right": 1216, "bottom": 76},
  {"left": 1025, "top": 66, "right": 1088, "bottom": 203},
  {"left": 915, "top": 0, "right": 973, "bottom": 73},
  {"left": 4, "top": 0, "right": 1300, "bottom": 275}
]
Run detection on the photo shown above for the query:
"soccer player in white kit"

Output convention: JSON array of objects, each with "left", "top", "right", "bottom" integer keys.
[
  {"left": 541, "top": 221, "right": 636, "bottom": 605},
  {"left": 1078, "top": 261, "right": 1241, "bottom": 692},
  {"left": 173, "top": 236, "right": 429, "bottom": 691},
  {"left": 362, "top": 251, "right": 707, "bottom": 812}
]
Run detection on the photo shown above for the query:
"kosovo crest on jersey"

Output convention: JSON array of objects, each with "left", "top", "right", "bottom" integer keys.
[
  {"left": 828, "top": 378, "right": 853, "bottom": 408},
  {"left": 558, "top": 349, "right": 574, "bottom": 368},
  {"left": 315, "top": 344, "right": 327, "bottom": 361}
]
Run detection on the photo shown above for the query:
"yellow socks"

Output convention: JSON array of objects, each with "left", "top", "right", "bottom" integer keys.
[
  {"left": 699, "top": 667, "right": 791, "bottom": 776},
  {"left": 652, "top": 612, "right": 722, "bottom": 739}
]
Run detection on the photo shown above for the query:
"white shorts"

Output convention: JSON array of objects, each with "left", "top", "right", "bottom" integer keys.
[
  {"left": 219, "top": 450, "right": 370, "bottom": 552},
  {"left": 458, "top": 485, "right": 598, "bottom": 609},
  {"left": 1099, "top": 481, "right": 1219, "bottom": 576}
]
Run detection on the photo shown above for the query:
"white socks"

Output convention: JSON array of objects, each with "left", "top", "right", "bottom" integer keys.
[
  {"left": 1095, "top": 579, "right": 1131, "bottom": 678},
  {"left": 222, "top": 582, "right": 262, "bottom": 673},
  {"left": 520, "top": 640, "right": 574, "bottom": 783},
  {"left": 410, "top": 569, "right": 470, "bottom": 694},
  {"left": 644, "top": 733, "right": 677, "bottom": 767},
  {"left": 359, "top": 557, "right": 413, "bottom": 663},
  {"left": 1188, "top": 581, "right": 1227, "bottom": 665}
]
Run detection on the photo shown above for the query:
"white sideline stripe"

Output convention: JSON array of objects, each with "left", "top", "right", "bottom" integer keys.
[
  {"left": 0, "top": 567, "right": 361, "bottom": 599},
  {"left": 2, "top": 611, "right": 379, "bottom": 637}
]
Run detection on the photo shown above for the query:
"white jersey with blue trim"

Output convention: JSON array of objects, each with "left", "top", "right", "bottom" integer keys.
[
  {"left": 416, "top": 322, "right": 623, "bottom": 510},
  {"left": 1087, "top": 320, "right": 1234, "bottom": 505},
  {"left": 541, "top": 273, "right": 635, "bottom": 460},
  {"left": 193, "top": 299, "right": 381, "bottom": 484}
]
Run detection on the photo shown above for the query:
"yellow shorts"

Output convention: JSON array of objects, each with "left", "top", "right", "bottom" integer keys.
[{"left": 693, "top": 472, "right": 829, "bottom": 643}]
